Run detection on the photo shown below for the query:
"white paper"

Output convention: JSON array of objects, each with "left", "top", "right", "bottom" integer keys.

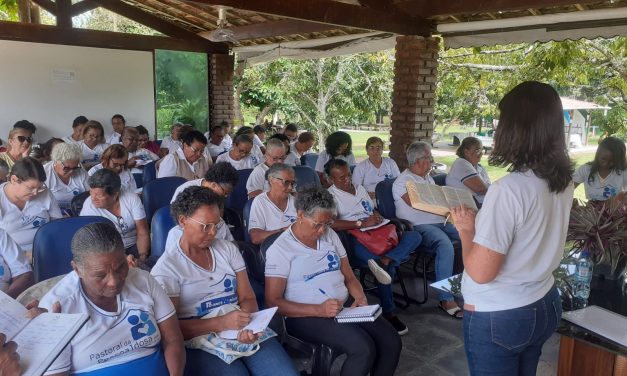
[
  {"left": 0, "top": 290, "right": 28, "bottom": 340},
  {"left": 562, "top": 306, "right": 627, "bottom": 347},
  {"left": 429, "top": 274, "right": 461, "bottom": 294},
  {"left": 219, "top": 307, "right": 278, "bottom": 340},
  {"left": 336, "top": 304, "right": 380, "bottom": 318},
  {"left": 360, "top": 219, "right": 390, "bottom": 232}
]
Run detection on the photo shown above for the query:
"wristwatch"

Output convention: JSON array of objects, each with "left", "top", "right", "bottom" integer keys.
[{"left": 355, "top": 220, "right": 363, "bottom": 228}]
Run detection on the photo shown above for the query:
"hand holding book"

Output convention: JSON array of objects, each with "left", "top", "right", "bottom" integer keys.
[{"left": 405, "top": 181, "right": 478, "bottom": 219}]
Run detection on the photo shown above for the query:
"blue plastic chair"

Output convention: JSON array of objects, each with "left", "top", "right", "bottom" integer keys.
[
  {"left": 242, "top": 198, "right": 255, "bottom": 243},
  {"left": 300, "top": 153, "right": 319, "bottom": 170},
  {"left": 293, "top": 165, "right": 321, "bottom": 189},
  {"left": 133, "top": 172, "right": 144, "bottom": 189},
  {"left": 432, "top": 173, "right": 447, "bottom": 187},
  {"left": 142, "top": 161, "right": 157, "bottom": 187},
  {"left": 150, "top": 205, "right": 176, "bottom": 260},
  {"left": 225, "top": 168, "right": 253, "bottom": 215},
  {"left": 32, "top": 216, "right": 113, "bottom": 282},
  {"left": 142, "top": 176, "right": 187, "bottom": 225}
]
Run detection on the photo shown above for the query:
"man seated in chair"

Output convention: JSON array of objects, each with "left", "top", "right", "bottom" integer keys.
[
  {"left": 157, "top": 130, "right": 211, "bottom": 180},
  {"left": 392, "top": 141, "right": 463, "bottom": 319}
]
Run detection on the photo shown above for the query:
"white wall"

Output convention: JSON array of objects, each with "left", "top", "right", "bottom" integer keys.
[{"left": 0, "top": 40, "right": 155, "bottom": 145}]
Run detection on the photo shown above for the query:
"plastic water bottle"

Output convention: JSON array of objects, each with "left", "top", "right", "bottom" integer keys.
[{"left": 573, "top": 250, "right": 593, "bottom": 309}]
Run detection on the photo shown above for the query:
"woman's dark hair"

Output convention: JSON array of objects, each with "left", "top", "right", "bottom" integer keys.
[
  {"left": 210, "top": 125, "right": 223, "bottom": 135},
  {"left": 171, "top": 185, "right": 224, "bottom": 220},
  {"left": 325, "top": 131, "right": 352, "bottom": 157},
  {"left": 295, "top": 186, "right": 336, "bottom": 217},
  {"left": 88, "top": 169, "right": 121, "bottom": 196},
  {"left": 285, "top": 123, "right": 298, "bottom": 133},
  {"left": 111, "top": 114, "right": 126, "bottom": 124},
  {"left": 41, "top": 138, "right": 64, "bottom": 161},
  {"left": 253, "top": 125, "right": 265, "bottom": 135},
  {"left": 324, "top": 158, "right": 348, "bottom": 177},
  {"left": 297, "top": 132, "right": 315, "bottom": 144},
  {"left": 72, "top": 222, "right": 124, "bottom": 266},
  {"left": 181, "top": 130, "right": 207, "bottom": 146},
  {"left": 588, "top": 136, "right": 626, "bottom": 184},
  {"left": 234, "top": 134, "right": 253, "bottom": 146},
  {"left": 489, "top": 81, "right": 573, "bottom": 193},
  {"left": 456, "top": 137, "right": 482, "bottom": 159},
  {"left": 73, "top": 116, "right": 88, "bottom": 128},
  {"left": 13, "top": 120, "right": 36, "bottom": 134},
  {"left": 10, "top": 157, "right": 46, "bottom": 182},
  {"left": 235, "top": 126, "right": 254, "bottom": 137},
  {"left": 204, "top": 162, "right": 239, "bottom": 188},
  {"left": 135, "top": 125, "right": 149, "bottom": 136}
]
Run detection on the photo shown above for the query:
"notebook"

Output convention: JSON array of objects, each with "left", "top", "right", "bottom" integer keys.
[
  {"left": 335, "top": 304, "right": 382, "bottom": 323},
  {"left": 218, "top": 307, "right": 278, "bottom": 340}
]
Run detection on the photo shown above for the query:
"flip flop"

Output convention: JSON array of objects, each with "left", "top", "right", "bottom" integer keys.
[{"left": 439, "top": 302, "right": 463, "bottom": 319}]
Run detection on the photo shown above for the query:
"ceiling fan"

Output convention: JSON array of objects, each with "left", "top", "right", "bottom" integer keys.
[{"left": 203, "top": 7, "right": 238, "bottom": 43}]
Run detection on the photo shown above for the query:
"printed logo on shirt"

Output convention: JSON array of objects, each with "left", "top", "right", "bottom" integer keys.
[
  {"left": 284, "top": 214, "right": 296, "bottom": 223},
  {"left": 303, "top": 252, "right": 340, "bottom": 281},
  {"left": 251, "top": 156, "right": 259, "bottom": 164},
  {"left": 384, "top": 173, "right": 393, "bottom": 180},
  {"left": 128, "top": 311, "right": 157, "bottom": 340},
  {"left": 603, "top": 185, "right": 617, "bottom": 198},
  {"left": 195, "top": 275, "right": 239, "bottom": 316},
  {"left": 360, "top": 200, "right": 373, "bottom": 215},
  {"left": 25, "top": 216, "right": 47, "bottom": 228}
]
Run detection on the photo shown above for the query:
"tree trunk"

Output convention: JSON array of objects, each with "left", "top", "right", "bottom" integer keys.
[
  {"left": 17, "top": 0, "right": 31, "bottom": 22},
  {"left": 256, "top": 105, "right": 273, "bottom": 125},
  {"left": 232, "top": 85, "right": 245, "bottom": 127}
]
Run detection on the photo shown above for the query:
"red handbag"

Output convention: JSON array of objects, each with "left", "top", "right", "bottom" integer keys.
[{"left": 347, "top": 224, "right": 399, "bottom": 256}]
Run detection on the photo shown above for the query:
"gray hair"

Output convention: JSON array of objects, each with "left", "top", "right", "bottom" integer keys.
[
  {"left": 51, "top": 142, "right": 82, "bottom": 163},
  {"left": 295, "top": 186, "right": 336, "bottom": 217},
  {"left": 265, "top": 138, "right": 286, "bottom": 154},
  {"left": 265, "top": 163, "right": 294, "bottom": 181},
  {"left": 406, "top": 141, "right": 431, "bottom": 165},
  {"left": 88, "top": 169, "right": 121, "bottom": 196},
  {"left": 71, "top": 222, "right": 124, "bottom": 266}
]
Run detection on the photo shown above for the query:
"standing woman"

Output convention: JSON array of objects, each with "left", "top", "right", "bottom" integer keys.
[
  {"left": 44, "top": 143, "right": 90, "bottom": 215},
  {"left": 314, "top": 131, "right": 356, "bottom": 188},
  {"left": 352, "top": 137, "right": 400, "bottom": 199},
  {"left": 451, "top": 81, "right": 574, "bottom": 375},
  {"left": 446, "top": 136, "right": 491, "bottom": 206},
  {"left": 573, "top": 136, "right": 626, "bottom": 201},
  {"left": 79, "top": 120, "right": 109, "bottom": 170}
]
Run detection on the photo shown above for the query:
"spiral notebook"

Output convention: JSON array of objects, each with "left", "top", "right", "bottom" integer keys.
[{"left": 335, "top": 304, "right": 382, "bottom": 323}]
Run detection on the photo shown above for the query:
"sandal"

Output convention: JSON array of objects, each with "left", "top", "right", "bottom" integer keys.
[{"left": 438, "top": 302, "right": 463, "bottom": 319}]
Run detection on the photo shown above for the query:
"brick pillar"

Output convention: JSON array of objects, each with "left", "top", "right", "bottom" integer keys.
[
  {"left": 389, "top": 36, "right": 439, "bottom": 171},
  {"left": 209, "top": 54, "right": 235, "bottom": 130}
]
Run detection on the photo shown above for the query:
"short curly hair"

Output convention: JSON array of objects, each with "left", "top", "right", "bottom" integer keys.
[
  {"left": 204, "top": 162, "right": 239, "bottom": 189},
  {"left": 295, "top": 186, "right": 336, "bottom": 217},
  {"left": 88, "top": 168, "right": 121, "bottom": 196},
  {"left": 171, "top": 185, "right": 224, "bottom": 221}
]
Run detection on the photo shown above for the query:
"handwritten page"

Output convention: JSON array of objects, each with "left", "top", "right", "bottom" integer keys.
[
  {"left": 0, "top": 290, "right": 28, "bottom": 340},
  {"left": 442, "top": 186, "right": 478, "bottom": 211},
  {"left": 562, "top": 306, "right": 627, "bottom": 347},
  {"left": 219, "top": 307, "right": 278, "bottom": 340}
]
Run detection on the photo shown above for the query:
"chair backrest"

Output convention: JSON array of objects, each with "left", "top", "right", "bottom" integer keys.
[
  {"left": 32, "top": 216, "right": 113, "bottom": 282},
  {"left": 133, "top": 172, "right": 144, "bottom": 189},
  {"left": 150, "top": 205, "right": 176, "bottom": 260},
  {"left": 300, "top": 153, "right": 319, "bottom": 170},
  {"left": 375, "top": 178, "right": 397, "bottom": 219},
  {"left": 242, "top": 197, "right": 255, "bottom": 243},
  {"left": 70, "top": 191, "right": 91, "bottom": 216},
  {"left": 223, "top": 207, "right": 244, "bottom": 242},
  {"left": 432, "top": 173, "right": 447, "bottom": 187},
  {"left": 143, "top": 176, "right": 187, "bottom": 224},
  {"left": 260, "top": 231, "right": 282, "bottom": 260},
  {"left": 293, "top": 165, "right": 321, "bottom": 189},
  {"left": 142, "top": 161, "right": 157, "bottom": 186},
  {"left": 225, "top": 168, "right": 253, "bottom": 214}
]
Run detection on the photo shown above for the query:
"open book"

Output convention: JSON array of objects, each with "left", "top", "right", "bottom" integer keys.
[
  {"left": 0, "top": 290, "right": 89, "bottom": 376},
  {"left": 406, "top": 181, "right": 478, "bottom": 217},
  {"left": 335, "top": 304, "right": 382, "bottom": 323}
]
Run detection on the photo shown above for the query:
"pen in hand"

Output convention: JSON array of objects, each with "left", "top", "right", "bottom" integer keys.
[{"left": 318, "top": 288, "right": 333, "bottom": 300}]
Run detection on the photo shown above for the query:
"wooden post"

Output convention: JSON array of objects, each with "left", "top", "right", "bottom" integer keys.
[{"left": 56, "top": 0, "right": 72, "bottom": 29}]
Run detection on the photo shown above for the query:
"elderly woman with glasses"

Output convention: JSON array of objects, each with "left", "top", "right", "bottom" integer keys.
[
  {"left": 151, "top": 187, "right": 299, "bottom": 376},
  {"left": 38, "top": 222, "right": 185, "bottom": 375},
  {"left": 248, "top": 163, "right": 297, "bottom": 246},
  {"left": 265, "top": 187, "right": 401, "bottom": 376},
  {"left": 80, "top": 169, "right": 150, "bottom": 264},
  {"left": 158, "top": 130, "right": 211, "bottom": 180},
  {"left": 89, "top": 144, "right": 139, "bottom": 194},
  {"left": 352, "top": 137, "right": 400, "bottom": 199},
  {"left": 123, "top": 127, "right": 159, "bottom": 174},
  {"left": 79, "top": 120, "right": 109, "bottom": 170},
  {"left": 246, "top": 138, "right": 288, "bottom": 198},
  {"left": 446, "top": 137, "right": 491, "bottom": 206},
  {"left": 0, "top": 157, "right": 62, "bottom": 260},
  {"left": 0, "top": 122, "right": 35, "bottom": 170},
  {"left": 216, "top": 134, "right": 258, "bottom": 171},
  {"left": 44, "top": 142, "right": 89, "bottom": 216}
]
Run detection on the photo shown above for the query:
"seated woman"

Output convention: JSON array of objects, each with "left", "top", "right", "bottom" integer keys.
[
  {"left": 158, "top": 130, "right": 211, "bottom": 180},
  {"left": 216, "top": 135, "right": 258, "bottom": 171},
  {"left": 326, "top": 159, "right": 421, "bottom": 335},
  {"left": 78, "top": 120, "right": 109, "bottom": 170},
  {"left": 62, "top": 115, "right": 88, "bottom": 144},
  {"left": 39, "top": 222, "right": 184, "bottom": 375},
  {"left": 445, "top": 136, "right": 491, "bottom": 206},
  {"left": 246, "top": 139, "right": 288, "bottom": 198},
  {"left": 44, "top": 143, "right": 90, "bottom": 216},
  {"left": 136, "top": 125, "right": 161, "bottom": 156},
  {"left": 0, "top": 228, "right": 33, "bottom": 298},
  {"left": 248, "top": 164, "right": 297, "bottom": 245},
  {"left": 314, "top": 131, "right": 356, "bottom": 188},
  {"left": 284, "top": 132, "right": 315, "bottom": 167},
  {"left": 151, "top": 187, "right": 299, "bottom": 376},
  {"left": 80, "top": 169, "right": 150, "bottom": 264},
  {"left": 233, "top": 127, "right": 264, "bottom": 165},
  {"left": 122, "top": 127, "right": 159, "bottom": 174},
  {"left": 0, "top": 123, "right": 35, "bottom": 170},
  {"left": 573, "top": 136, "right": 626, "bottom": 201},
  {"left": 38, "top": 138, "right": 64, "bottom": 164},
  {"left": 88, "top": 144, "right": 138, "bottom": 193},
  {"left": 0, "top": 157, "right": 62, "bottom": 260},
  {"left": 265, "top": 187, "right": 402, "bottom": 376},
  {"left": 352, "top": 137, "right": 400, "bottom": 199}
]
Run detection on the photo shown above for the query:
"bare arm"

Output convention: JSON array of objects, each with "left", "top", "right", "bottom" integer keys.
[
  {"left": 135, "top": 219, "right": 150, "bottom": 263},
  {"left": 6, "top": 272, "right": 34, "bottom": 299},
  {"left": 157, "top": 315, "right": 185, "bottom": 376},
  {"left": 249, "top": 227, "right": 285, "bottom": 246},
  {"left": 265, "top": 277, "right": 340, "bottom": 318},
  {"left": 248, "top": 190, "right": 263, "bottom": 199},
  {"left": 234, "top": 270, "right": 258, "bottom": 314},
  {"left": 462, "top": 176, "right": 489, "bottom": 195}
]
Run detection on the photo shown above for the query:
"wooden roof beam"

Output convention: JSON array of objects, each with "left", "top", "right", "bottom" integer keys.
[
  {"left": 199, "top": 19, "right": 337, "bottom": 40},
  {"left": 70, "top": 0, "right": 99, "bottom": 17},
  {"left": 30, "top": 0, "right": 56, "bottom": 16},
  {"left": 190, "top": 0, "right": 433, "bottom": 36}
]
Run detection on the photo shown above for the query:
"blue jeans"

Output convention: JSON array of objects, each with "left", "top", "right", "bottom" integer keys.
[
  {"left": 184, "top": 337, "right": 299, "bottom": 376},
  {"left": 413, "top": 223, "right": 460, "bottom": 301},
  {"left": 353, "top": 231, "right": 422, "bottom": 314},
  {"left": 464, "top": 287, "right": 562, "bottom": 376}
]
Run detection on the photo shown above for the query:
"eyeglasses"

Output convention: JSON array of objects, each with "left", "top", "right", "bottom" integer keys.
[
  {"left": 187, "top": 216, "right": 219, "bottom": 233},
  {"left": 267, "top": 155, "right": 286, "bottom": 162},
  {"left": 304, "top": 216, "right": 334, "bottom": 231},
  {"left": 20, "top": 180, "right": 46, "bottom": 194},
  {"left": 212, "top": 183, "right": 232, "bottom": 198},
  {"left": 12, "top": 136, "right": 32, "bottom": 144},
  {"left": 471, "top": 148, "right": 484, "bottom": 155},
  {"left": 235, "top": 147, "right": 251, "bottom": 156},
  {"left": 272, "top": 176, "right": 297, "bottom": 187},
  {"left": 187, "top": 144, "right": 203, "bottom": 155},
  {"left": 108, "top": 160, "right": 127, "bottom": 170},
  {"left": 60, "top": 161, "right": 81, "bottom": 173}
]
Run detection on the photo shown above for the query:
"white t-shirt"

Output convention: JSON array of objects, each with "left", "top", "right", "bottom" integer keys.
[
  {"left": 44, "top": 161, "right": 89, "bottom": 212},
  {"left": 215, "top": 151, "right": 257, "bottom": 171},
  {"left": 62, "top": 135, "right": 80, "bottom": 144},
  {"left": 392, "top": 169, "right": 445, "bottom": 226},
  {"left": 0, "top": 229, "right": 31, "bottom": 292},
  {"left": 328, "top": 184, "right": 373, "bottom": 221},
  {"left": 446, "top": 158, "right": 492, "bottom": 204},
  {"left": 151, "top": 239, "right": 246, "bottom": 318},
  {"left": 80, "top": 192, "right": 146, "bottom": 248},
  {"left": 170, "top": 178, "right": 203, "bottom": 203},
  {"left": 129, "top": 149, "right": 159, "bottom": 174},
  {"left": 89, "top": 163, "right": 138, "bottom": 194},
  {"left": 164, "top": 219, "right": 233, "bottom": 252},
  {"left": 265, "top": 227, "right": 348, "bottom": 305},
  {"left": 461, "top": 171, "right": 574, "bottom": 312},
  {"left": 0, "top": 183, "right": 62, "bottom": 253},
  {"left": 245, "top": 163, "right": 270, "bottom": 195},
  {"left": 284, "top": 151, "right": 301, "bottom": 166},
  {"left": 351, "top": 158, "right": 401, "bottom": 193},
  {"left": 158, "top": 149, "right": 210, "bottom": 179},
  {"left": 40, "top": 268, "right": 175, "bottom": 375},
  {"left": 253, "top": 134, "right": 265, "bottom": 148},
  {"left": 573, "top": 164, "right": 627, "bottom": 201},
  {"left": 314, "top": 150, "right": 357, "bottom": 173},
  {"left": 248, "top": 192, "right": 296, "bottom": 232},
  {"left": 106, "top": 132, "right": 122, "bottom": 145},
  {"left": 160, "top": 136, "right": 181, "bottom": 153},
  {"left": 221, "top": 134, "right": 233, "bottom": 150},
  {"left": 207, "top": 142, "right": 229, "bottom": 158},
  {"left": 251, "top": 145, "right": 264, "bottom": 166},
  {"left": 79, "top": 141, "right": 109, "bottom": 165}
]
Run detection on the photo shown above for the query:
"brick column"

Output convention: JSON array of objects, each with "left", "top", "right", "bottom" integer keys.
[
  {"left": 389, "top": 36, "right": 439, "bottom": 170},
  {"left": 209, "top": 54, "right": 235, "bottom": 130}
]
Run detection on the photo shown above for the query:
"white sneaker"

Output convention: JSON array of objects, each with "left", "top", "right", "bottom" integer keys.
[{"left": 368, "top": 259, "right": 392, "bottom": 285}]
